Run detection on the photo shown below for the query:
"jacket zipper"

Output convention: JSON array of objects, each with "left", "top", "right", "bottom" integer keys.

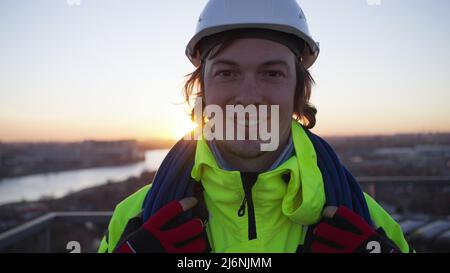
[{"left": 237, "top": 172, "right": 258, "bottom": 240}]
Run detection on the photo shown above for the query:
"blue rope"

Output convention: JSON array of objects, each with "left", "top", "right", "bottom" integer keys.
[
  {"left": 305, "top": 129, "right": 374, "bottom": 226},
  {"left": 142, "top": 139, "right": 196, "bottom": 222}
]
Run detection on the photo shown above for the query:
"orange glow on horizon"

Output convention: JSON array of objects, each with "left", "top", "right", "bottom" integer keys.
[{"left": 170, "top": 120, "right": 198, "bottom": 141}]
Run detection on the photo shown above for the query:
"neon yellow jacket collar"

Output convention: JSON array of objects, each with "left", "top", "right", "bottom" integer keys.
[{"left": 190, "top": 120, "right": 325, "bottom": 252}]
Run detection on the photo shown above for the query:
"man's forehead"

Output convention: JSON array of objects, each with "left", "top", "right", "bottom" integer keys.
[
  {"left": 206, "top": 38, "right": 296, "bottom": 67},
  {"left": 206, "top": 39, "right": 295, "bottom": 66}
]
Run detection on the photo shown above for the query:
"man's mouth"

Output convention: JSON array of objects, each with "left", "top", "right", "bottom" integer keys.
[
  {"left": 230, "top": 114, "right": 269, "bottom": 128},
  {"left": 236, "top": 118, "right": 258, "bottom": 127}
]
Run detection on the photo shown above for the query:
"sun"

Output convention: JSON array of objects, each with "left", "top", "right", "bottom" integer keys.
[{"left": 170, "top": 119, "right": 198, "bottom": 140}]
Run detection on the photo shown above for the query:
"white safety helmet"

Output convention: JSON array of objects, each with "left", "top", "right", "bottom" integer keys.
[{"left": 186, "top": 0, "right": 320, "bottom": 69}]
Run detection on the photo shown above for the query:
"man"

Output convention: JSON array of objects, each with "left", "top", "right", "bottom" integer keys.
[{"left": 98, "top": 0, "right": 412, "bottom": 253}]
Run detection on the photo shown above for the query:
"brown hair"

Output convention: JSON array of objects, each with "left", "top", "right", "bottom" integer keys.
[{"left": 183, "top": 39, "right": 317, "bottom": 129}]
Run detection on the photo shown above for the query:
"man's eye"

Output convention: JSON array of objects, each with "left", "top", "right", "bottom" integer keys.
[
  {"left": 215, "top": 70, "right": 235, "bottom": 78},
  {"left": 264, "top": 70, "right": 285, "bottom": 78}
]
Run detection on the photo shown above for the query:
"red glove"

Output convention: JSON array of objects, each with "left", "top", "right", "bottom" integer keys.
[
  {"left": 307, "top": 206, "right": 400, "bottom": 253},
  {"left": 115, "top": 198, "right": 207, "bottom": 253}
]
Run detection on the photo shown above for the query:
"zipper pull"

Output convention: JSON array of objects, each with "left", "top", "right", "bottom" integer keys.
[{"left": 237, "top": 197, "right": 246, "bottom": 217}]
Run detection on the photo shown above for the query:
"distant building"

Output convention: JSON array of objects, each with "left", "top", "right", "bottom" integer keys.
[{"left": 0, "top": 140, "right": 145, "bottom": 178}]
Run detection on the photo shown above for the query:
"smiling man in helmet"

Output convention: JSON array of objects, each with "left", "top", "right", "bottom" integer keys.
[{"left": 99, "top": 0, "right": 412, "bottom": 253}]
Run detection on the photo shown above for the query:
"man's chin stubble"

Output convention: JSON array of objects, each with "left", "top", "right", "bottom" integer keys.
[{"left": 221, "top": 140, "right": 266, "bottom": 159}]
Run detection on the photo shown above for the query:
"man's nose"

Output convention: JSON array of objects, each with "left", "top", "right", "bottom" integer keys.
[{"left": 233, "top": 75, "right": 264, "bottom": 106}]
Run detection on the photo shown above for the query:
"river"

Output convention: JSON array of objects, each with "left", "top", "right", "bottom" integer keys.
[{"left": 0, "top": 149, "right": 169, "bottom": 205}]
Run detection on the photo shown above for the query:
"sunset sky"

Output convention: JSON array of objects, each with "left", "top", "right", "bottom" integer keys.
[{"left": 1, "top": 0, "right": 449, "bottom": 142}]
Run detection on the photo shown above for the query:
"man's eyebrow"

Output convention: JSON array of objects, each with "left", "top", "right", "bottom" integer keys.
[
  {"left": 210, "top": 59, "right": 290, "bottom": 68},
  {"left": 211, "top": 59, "right": 240, "bottom": 67},
  {"left": 260, "top": 60, "right": 290, "bottom": 68}
]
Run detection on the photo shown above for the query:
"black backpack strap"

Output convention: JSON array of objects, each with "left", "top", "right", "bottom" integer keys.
[
  {"left": 114, "top": 211, "right": 144, "bottom": 252},
  {"left": 191, "top": 178, "right": 212, "bottom": 252},
  {"left": 192, "top": 178, "right": 209, "bottom": 226},
  {"left": 295, "top": 224, "right": 316, "bottom": 253}
]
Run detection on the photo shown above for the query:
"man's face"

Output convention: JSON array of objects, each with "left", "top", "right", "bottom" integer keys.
[{"left": 203, "top": 38, "right": 297, "bottom": 159}]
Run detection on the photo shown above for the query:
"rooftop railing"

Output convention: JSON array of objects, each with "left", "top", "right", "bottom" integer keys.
[{"left": 1, "top": 176, "right": 449, "bottom": 252}]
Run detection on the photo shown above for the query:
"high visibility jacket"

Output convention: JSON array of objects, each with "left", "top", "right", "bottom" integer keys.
[{"left": 98, "top": 122, "right": 412, "bottom": 253}]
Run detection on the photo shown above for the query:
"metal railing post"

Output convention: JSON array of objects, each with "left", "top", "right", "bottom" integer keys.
[{"left": 37, "top": 227, "right": 51, "bottom": 253}]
